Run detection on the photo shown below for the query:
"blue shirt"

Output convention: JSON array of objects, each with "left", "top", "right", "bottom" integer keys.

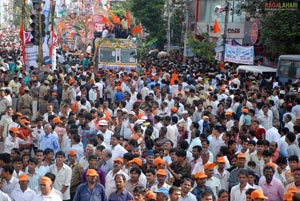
[
  {"left": 191, "top": 186, "right": 215, "bottom": 201},
  {"left": 73, "top": 182, "right": 107, "bottom": 201},
  {"left": 39, "top": 133, "right": 60, "bottom": 154},
  {"left": 108, "top": 190, "right": 133, "bottom": 201},
  {"left": 114, "top": 92, "right": 124, "bottom": 103}
]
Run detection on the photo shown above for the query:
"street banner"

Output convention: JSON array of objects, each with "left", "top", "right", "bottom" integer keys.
[{"left": 224, "top": 44, "right": 254, "bottom": 64}]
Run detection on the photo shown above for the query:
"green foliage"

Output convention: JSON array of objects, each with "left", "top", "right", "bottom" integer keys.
[
  {"left": 129, "top": 0, "right": 166, "bottom": 50},
  {"left": 170, "top": 8, "right": 184, "bottom": 45},
  {"left": 238, "top": 0, "right": 300, "bottom": 55},
  {"left": 262, "top": 10, "right": 300, "bottom": 55},
  {"left": 187, "top": 33, "right": 216, "bottom": 63},
  {"left": 135, "top": 35, "right": 158, "bottom": 61}
]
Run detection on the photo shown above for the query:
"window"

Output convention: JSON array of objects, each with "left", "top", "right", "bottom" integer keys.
[
  {"left": 278, "top": 60, "right": 292, "bottom": 77},
  {"left": 120, "top": 49, "right": 137, "bottom": 63},
  {"left": 294, "top": 61, "right": 300, "bottom": 78},
  {"left": 99, "top": 48, "right": 116, "bottom": 63}
]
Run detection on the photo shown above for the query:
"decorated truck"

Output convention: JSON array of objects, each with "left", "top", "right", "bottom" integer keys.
[{"left": 95, "top": 38, "right": 138, "bottom": 71}]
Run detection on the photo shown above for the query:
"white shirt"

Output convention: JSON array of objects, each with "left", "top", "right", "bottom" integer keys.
[
  {"left": 266, "top": 127, "right": 281, "bottom": 143},
  {"left": 32, "top": 192, "right": 62, "bottom": 201},
  {"left": 0, "top": 191, "right": 11, "bottom": 201},
  {"left": 79, "top": 156, "right": 89, "bottom": 170},
  {"left": 11, "top": 187, "right": 36, "bottom": 201},
  {"left": 105, "top": 169, "right": 129, "bottom": 197},
  {"left": 111, "top": 144, "right": 128, "bottom": 160},
  {"left": 214, "top": 169, "right": 230, "bottom": 191},
  {"left": 230, "top": 183, "right": 252, "bottom": 201},
  {"left": 49, "top": 163, "right": 72, "bottom": 200},
  {"left": 97, "top": 129, "right": 113, "bottom": 148},
  {"left": 2, "top": 176, "right": 19, "bottom": 198},
  {"left": 180, "top": 192, "right": 197, "bottom": 201},
  {"left": 206, "top": 176, "right": 221, "bottom": 199},
  {"left": 4, "top": 135, "right": 28, "bottom": 154}
]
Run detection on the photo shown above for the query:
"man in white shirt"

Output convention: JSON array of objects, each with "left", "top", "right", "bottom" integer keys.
[
  {"left": 11, "top": 174, "right": 36, "bottom": 201},
  {"left": 111, "top": 134, "right": 127, "bottom": 160},
  {"left": 266, "top": 120, "right": 281, "bottom": 143},
  {"left": 1, "top": 165, "right": 20, "bottom": 199},
  {"left": 230, "top": 169, "right": 252, "bottom": 201},
  {"left": 32, "top": 176, "right": 62, "bottom": 201},
  {"left": 97, "top": 120, "right": 113, "bottom": 148},
  {"left": 105, "top": 158, "right": 129, "bottom": 197},
  {"left": 49, "top": 151, "right": 72, "bottom": 201},
  {"left": 204, "top": 163, "right": 221, "bottom": 199}
]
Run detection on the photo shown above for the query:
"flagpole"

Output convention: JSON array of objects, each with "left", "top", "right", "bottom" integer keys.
[
  {"left": 222, "top": 1, "right": 230, "bottom": 62},
  {"left": 21, "top": 0, "right": 26, "bottom": 65}
]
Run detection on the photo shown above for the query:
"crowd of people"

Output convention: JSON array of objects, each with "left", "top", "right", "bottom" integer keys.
[{"left": 0, "top": 43, "right": 299, "bottom": 201}]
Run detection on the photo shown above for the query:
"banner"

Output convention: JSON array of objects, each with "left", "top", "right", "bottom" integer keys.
[{"left": 224, "top": 44, "right": 254, "bottom": 64}]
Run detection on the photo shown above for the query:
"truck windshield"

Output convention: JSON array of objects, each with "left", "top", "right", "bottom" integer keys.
[
  {"left": 121, "top": 49, "right": 136, "bottom": 63},
  {"left": 99, "top": 48, "right": 116, "bottom": 62}
]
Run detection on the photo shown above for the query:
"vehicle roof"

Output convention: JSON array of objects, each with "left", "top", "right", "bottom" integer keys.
[
  {"left": 237, "top": 65, "right": 277, "bottom": 74},
  {"left": 279, "top": 55, "right": 300, "bottom": 60}
]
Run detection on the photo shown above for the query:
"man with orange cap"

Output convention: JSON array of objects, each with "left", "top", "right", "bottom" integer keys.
[
  {"left": 67, "top": 150, "right": 83, "bottom": 200},
  {"left": 34, "top": 176, "right": 62, "bottom": 201},
  {"left": 204, "top": 163, "right": 220, "bottom": 199},
  {"left": 11, "top": 174, "right": 36, "bottom": 201},
  {"left": 191, "top": 171, "right": 215, "bottom": 200}
]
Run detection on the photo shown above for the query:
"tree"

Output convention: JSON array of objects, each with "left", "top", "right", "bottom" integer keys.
[
  {"left": 187, "top": 33, "right": 216, "bottom": 63},
  {"left": 129, "top": 0, "right": 166, "bottom": 50},
  {"left": 237, "top": 0, "right": 300, "bottom": 55}
]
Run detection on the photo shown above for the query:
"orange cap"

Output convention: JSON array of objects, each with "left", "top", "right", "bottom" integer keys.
[
  {"left": 20, "top": 119, "right": 30, "bottom": 124},
  {"left": 68, "top": 150, "right": 76, "bottom": 155},
  {"left": 9, "top": 127, "right": 19, "bottom": 133},
  {"left": 40, "top": 177, "right": 52, "bottom": 184},
  {"left": 220, "top": 86, "right": 226, "bottom": 92},
  {"left": 242, "top": 108, "right": 249, "bottom": 113},
  {"left": 216, "top": 157, "right": 226, "bottom": 163},
  {"left": 204, "top": 163, "right": 216, "bottom": 170},
  {"left": 237, "top": 153, "right": 246, "bottom": 158},
  {"left": 145, "top": 190, "right": 156, "bottom": 200},
  {"left": 171, "top": 107, "right": 178, "bottom": 113},
  {"left": 296, "top": 116, "right": 300, "bottom": 120},
  {"left": 250, "top": 190, "right": 268, "bottom": 199},
  {"left": 266, "top": 162, "right": 276, "bottom": 170},
  {"left": 53, "top": 117, "right": 63, "bottom": 124},
  {"left": 114, "top": 158, "right": 124, "bottom": 164},
  {"left": 195, "top": 171, "right": 207, "bottom": 179},
  {"left": 52, "top": 92, "right": 58, "bottom": 96},
  {"left": 116, "top": 86, "right": 122, "bottom": 91},
  {"left": 86, "top": 169, "right": 98, "bottom": 176},
  {"left": 225, "top": 111, "right": 232, "bottom": 116},
  {"left": 19, "top": 174, "right": 29, "bottom": 181},
  {"left": 156, "top": 169, "right": 167, "bottom": 176},
  {"left": 129, "top": 158, "right": 142, "bottom": 167},
  {"left": 16, "top": 112, "right": 23, "bottom": 117},
  {"left": 154, "top": 157, "right": 165, "bottom": 167}
]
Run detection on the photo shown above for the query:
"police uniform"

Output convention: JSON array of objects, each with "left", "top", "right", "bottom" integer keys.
[{"left": 19, "top": 88, "right": 33, "bottom": 116}]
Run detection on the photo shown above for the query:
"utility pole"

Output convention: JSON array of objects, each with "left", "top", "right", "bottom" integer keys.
[
  {"left": 222, "top": 1, "right": 230, "bottom": 62},
  {"left": 166, "top": 0, "right": 171, "bottom": 53},
  {"left": 183, "top": 0, "right": 188, "bottom": 63}
]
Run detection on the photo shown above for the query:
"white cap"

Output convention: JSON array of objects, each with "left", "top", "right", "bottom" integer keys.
[
  {"left": 181, "top": 110, "right": 188, "bottom": 115},
  {"left": 99, "top": 120, "right": 108, "bottom": 126},
  {"left": 128, "top": 111, "right": 135, "bottom": 116}
]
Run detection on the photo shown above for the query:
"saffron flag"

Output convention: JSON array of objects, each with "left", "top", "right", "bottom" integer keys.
[
  {"left": 214, "top": 19, "right": 220, "bottom": 33},
  {"left": 109, "top": 10, "right": 121, "bottom": 25},
  {"left": 131, "top": 25, "right": 142, "bottom": 35},
  {"left": 125, "top": 10, "right": 131, "bottom": 28},
  {"left": 102, "top": 15, "right": 110, "bottom": 25},
  {"left": 19, "top": 21, "right": 26, "bottom": 65}
]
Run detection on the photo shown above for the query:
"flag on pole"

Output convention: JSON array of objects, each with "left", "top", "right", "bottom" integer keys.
[
  {"left": 108, "top": 10, "right": 121, "bottom": 25},
  {"left": 214, "top": 19, "right": 220, "bottom": 33},
  {"left": 125, "top": 10, "right": 131, "bottom": 28},
  {"left": 19, "top": 21, "right": 26, "bottom": 65},
  {"left": 131, "top": 25, "right": 142, "bottom": 35}
]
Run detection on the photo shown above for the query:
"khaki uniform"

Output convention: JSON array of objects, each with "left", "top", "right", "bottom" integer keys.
[
  {"left": 19, "top": 94, "right": 33, "bottom": 116},
  {"left": 39, "top": 84, "right": 49, "bottom": 115},
  {"left": 0, "top": 97, "right": 9, "bottom": 114},
  {"left": 61, "top": 88, "right": 71, "bottom": 105}
]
